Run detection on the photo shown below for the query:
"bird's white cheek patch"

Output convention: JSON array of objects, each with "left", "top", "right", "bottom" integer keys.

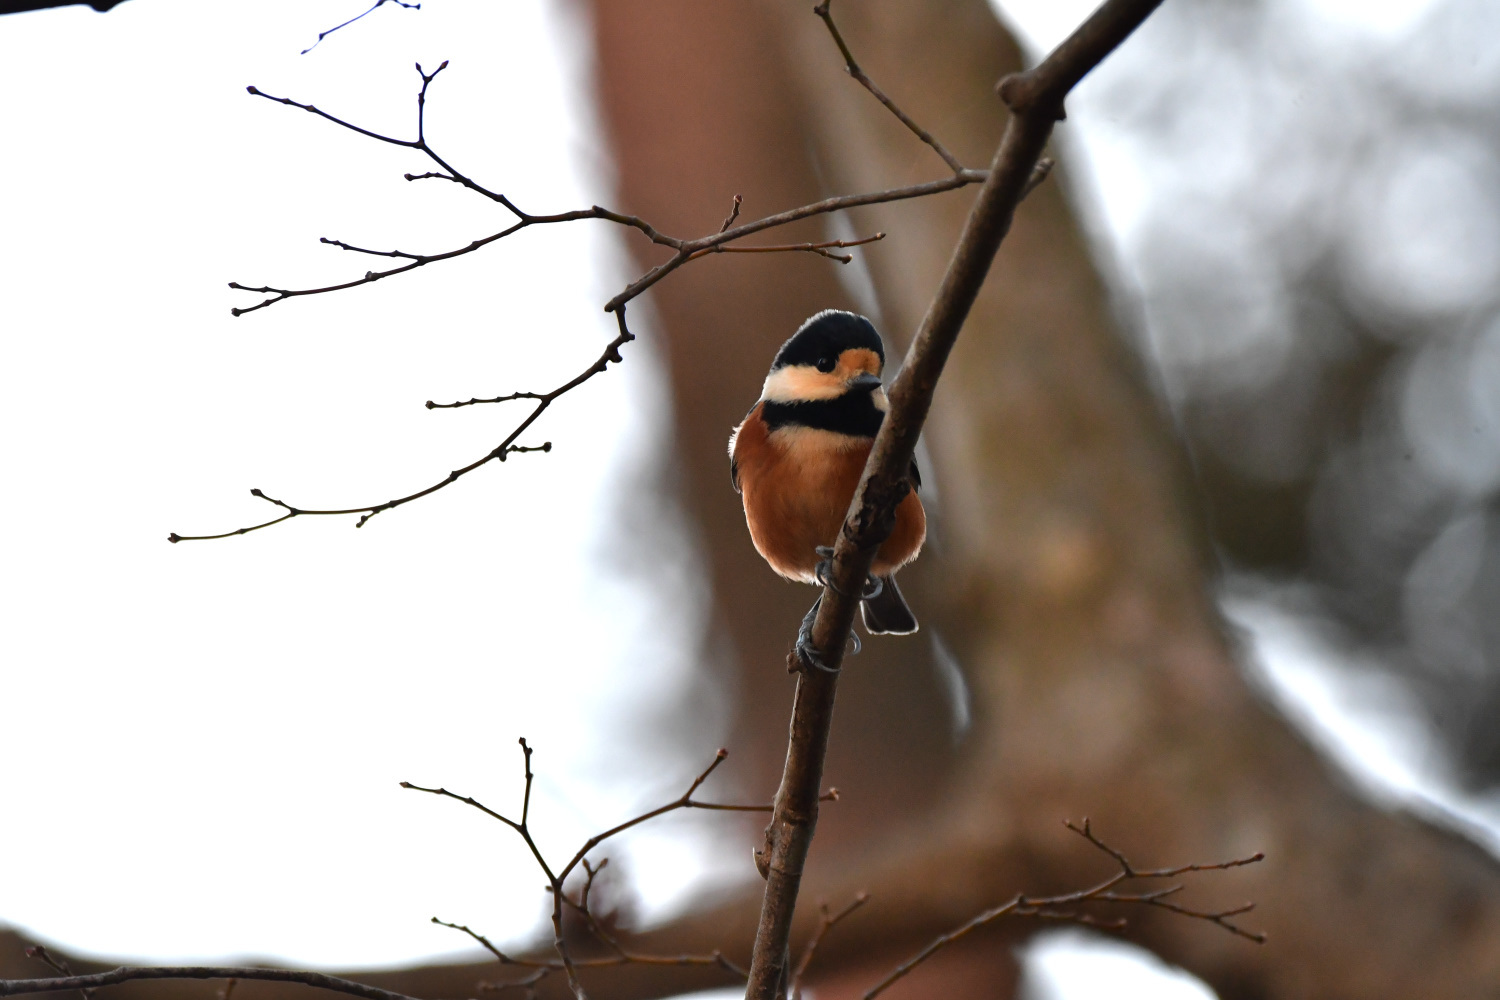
[
  {"left": 872, "top": 388, "right": 889, "bottom": 412},
  {"left": 762, "top": 365, "right": 844, "bottom": 402}
]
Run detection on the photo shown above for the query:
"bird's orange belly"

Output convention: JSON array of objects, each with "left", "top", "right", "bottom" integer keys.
[{"left": 741, "top": 427, "right": 924, "bottom": 583}]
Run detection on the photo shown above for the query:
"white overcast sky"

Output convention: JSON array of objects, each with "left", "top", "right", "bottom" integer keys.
[{"left": 0, "top": 1, "right": 1465, "bottom": 999}]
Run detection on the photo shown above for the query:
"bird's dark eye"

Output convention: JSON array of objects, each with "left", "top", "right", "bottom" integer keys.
[{"left": 815, "top": 356, "right": 836, "bottom": 373}]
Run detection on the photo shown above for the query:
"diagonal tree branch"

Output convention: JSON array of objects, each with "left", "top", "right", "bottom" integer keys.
[
  {"left": 813, "top": 0, "right": 965, "bottom": 174},
  {"left": 0, "top": 967, "right": 419, "bottom": 1000},
  {"left": 743, "top": 1, "right": 1171, "bottom": 996}
]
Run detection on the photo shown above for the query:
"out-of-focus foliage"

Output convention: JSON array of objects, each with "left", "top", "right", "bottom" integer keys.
[{"left": 1069, "top": 0, "right": 1500, "bottom": 788}]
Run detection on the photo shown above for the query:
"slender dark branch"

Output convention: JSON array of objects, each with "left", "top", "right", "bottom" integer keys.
[
  {"left": 580, "top": 858, "right": 606, "bottom": 915},
  {"left": 790, "top": 894, "right": 869, "bottom": 1000},
  {"left": 718, "top": 194, "right": 743, "bottom": 233},
  {"left": 244, "top": 85, "right": 418, "bottom": 149},
  {"left": 553, "top": 882, "right": 751, "bottom": 980},
  {"left": 301, "top": 0, "right": 419, "bottom": 56},
  {"left": 685, "top": 232, "right": 885, "bottom": 265},
  {"left": 1067, "top": 817, "right": 1135, "bottom": 874},
  {"left": 444, "top": 901, "right": 750, "bottom": 978},
  {"left": 168, "top": 508, "right": 296, "bottom": 543},
  {"left": 320, "top": 237, "right": 420, "bottom": 259},
  {"left": 0, "top": 968, "right": 419, "bottom": 1000},
  {"left": 520, "top": 737, "right": 536, "bottom": 828},
  {"left": 245, "top": 67, "right": 520, "bottom": 213},
  {"left": 998, "top": 0, "right": 1168, "bottom": 118},
  {"left": 1066, "top": 817, "right": 1266, "bottom": 881},
  {"left": 813, "top": 0, "right": 965, "bottom": 174},
  {"left": 401, "top": 741, "right": 558, "bottom": 885},
  {"left": 228, "top": 221, "right": 526, "bottom": 315},
  {"left": 432, "top": 919, "right": 516, "bottom": 965},
  {"left": 22, "top": 947, "right": 90, "bottom": 1000},
  {"left": 557, "top": 748, "right": 731, "bottom": 883},
  {"left": 744, "top": 2, "right": 1171, "bottom": 996},
  {"left": 21, "top": 949, "right": 72, "bottom": 980},
  {"left": 169, "top": 310, "right": 634, "bottom": 540},
  {"left": 426, "top": 391, "right": 548, "bottom": 410},
  {"left": 861, "top": 822, "right": 1263, "bottom": 999},
  {"left": 399, "top": 782, "right": 522, "bottom": 835}
]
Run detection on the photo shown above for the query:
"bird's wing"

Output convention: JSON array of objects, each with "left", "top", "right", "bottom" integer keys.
[
  {"left": 908, "top": 458, "right": 922, "bottom": 491},
  {"left": 728, "top": 401, "right": 763, "bottom": 494}
]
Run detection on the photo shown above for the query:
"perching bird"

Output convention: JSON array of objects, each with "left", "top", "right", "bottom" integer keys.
[{"left": 729, "top": 310, "right": 926, "bottom": 662}]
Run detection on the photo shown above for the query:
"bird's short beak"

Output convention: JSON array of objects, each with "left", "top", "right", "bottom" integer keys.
[{"left": 847, "top": 372, "right": 883, "bottom": 391}]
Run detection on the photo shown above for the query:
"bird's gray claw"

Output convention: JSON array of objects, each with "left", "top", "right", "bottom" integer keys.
[
  {"left": 814, "top": 546, "right": 836, "bottom": 590},
  {"left": 794, "top": 593, "right": 842, "bottom": 674},
  {"left": 795, "top": 639, "right": 842, "bottom": 674}
]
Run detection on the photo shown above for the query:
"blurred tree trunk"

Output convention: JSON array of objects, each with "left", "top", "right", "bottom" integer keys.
[{"left": 577, "top": 1, "right": 1500, "bottom": 998}]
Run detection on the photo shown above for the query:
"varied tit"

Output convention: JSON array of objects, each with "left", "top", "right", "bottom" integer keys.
[{"left": 729, "top": 310, "right": 926, "bottom": 667}]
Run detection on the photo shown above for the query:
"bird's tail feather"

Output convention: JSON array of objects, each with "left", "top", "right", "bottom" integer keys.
[{"left": 861, "top": 574, "right": 917, "bottom": 635}]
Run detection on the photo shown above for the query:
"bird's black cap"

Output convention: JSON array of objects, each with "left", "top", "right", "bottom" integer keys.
[{"left": 771, "top": 310, "right": 885, "bottom": 371}]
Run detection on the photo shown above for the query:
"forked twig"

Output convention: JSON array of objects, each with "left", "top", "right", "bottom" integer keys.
[
  {"left": 861, "top": 820, "right": 1264, "bottom": 999},
  {"left": 183, "top": 0, "right": 1056, "bottom": 541},
  {"left": 399, "top": 742, "right": 832, "bottom": 1000},
  {"left": 790, "top": 894, "right": 869, "bottom": 999}
]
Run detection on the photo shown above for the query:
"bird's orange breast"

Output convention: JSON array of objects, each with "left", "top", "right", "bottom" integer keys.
[{"left": 732, "top": 403, "right": 925, "bottom": 583}]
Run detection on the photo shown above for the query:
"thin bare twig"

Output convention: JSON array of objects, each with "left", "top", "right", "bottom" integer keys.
[
  {"left": 167, "top": 305, "right": 631, "bottom": 541},
  {"left": 22, "top": 947, "right": 90, "bottom": 1000},
  {"left": 0, "top": 967, "right": 418, "bottom": 1000},
  {"left": 686, "top": 232, "right": 886, "bottom": 265},
  {"left": 790, "top": 894, "right": 869, "bottom": 1000},
  {"left": 718, "top": 194, "right": 743, "bottom": 233},
  {"left": 301, "top": 0, "right": 419, "bottom": 56},
  {"left": 861, "top": 820, "right": 1264, "bottom": 999},
  {"left": 813, "top": 0, "right": 965, "bottom": 174}
]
